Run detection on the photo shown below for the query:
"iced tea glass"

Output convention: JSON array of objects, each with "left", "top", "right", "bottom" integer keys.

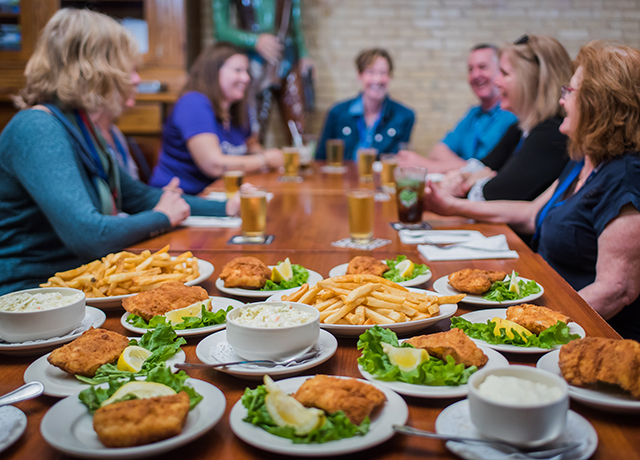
[{"left": 394, "top": 166, "right": 427, "bottom": 228}]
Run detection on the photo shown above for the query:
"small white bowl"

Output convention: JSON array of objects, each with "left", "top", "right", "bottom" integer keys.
[
  {"left": 467, "top": 365, "right": 569, "bottom": 447},
  {"left": 0, "top": 288, "right": 86, "bottom": 343},
  {"left": 225, "top": 301, "right": 320, "bottom": 361}
]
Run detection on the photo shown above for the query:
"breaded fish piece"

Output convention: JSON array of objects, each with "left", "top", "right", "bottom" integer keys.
[
  {"left": 448, "top": 268, "right": 507, "bottom": 295},
  {"left": 47, "top": 328, "right": 129, "bottom": 377},
  {"left": 93, "top": 391, "right": 190, "bottom": 447},
  {"left": 122, "top": 282, "right": 209, "bottom": 321},
  {"left": 559, "top": 337, "right": 640, "bottom": 399},
  {"left": 293, "top": 375, "right": 386, "bottom": 425},
  {"left": 506, "top": 304, "right": 572, "bottom": 334},
  {"left": 404, "top": 328, "right": 488, "bottom": 368},
  {"left": 219, "top": 256, "right": 271, "bottom": 289},
  {"left": 346, "top": 256, "right": 389, "bottom": 277}
]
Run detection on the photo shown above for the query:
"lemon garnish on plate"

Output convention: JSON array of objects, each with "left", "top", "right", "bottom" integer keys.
[
  {"left": 395, "top": 259, "right": 415, "bottom": 278},
  {"left": 116, "top": 346, "right": 153, "bottom": 373},
  {"left": 508, "top": 270, "right": 520, "bottom": 295},
  {"left": 101, "top": 381, "right": 176, "bottom": 407},
  {"left": 264, "top": 375, "right": 324, "bottom": 435},
  {"left": 381, "top": 342, "right": 429, "bottom": 372},
  {"left": 272, "top": 258, "right": 293, "bottom": 283},
  {"left": 164, "top": 298, "right": 210, "bottom": 325},
  {"left": 492, "top": 317, "right": 532, "bottom": 342}
]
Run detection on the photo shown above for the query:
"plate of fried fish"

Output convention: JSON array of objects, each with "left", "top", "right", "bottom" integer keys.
[
  {"left": 537, "top": 337, "right": 640, "bottom": 413},
  {"left": 328, "top": 255, "right": 432, "bottom": 288},
  {"left": 433, "top": 269, "right": 544, "bottom": 306},
  {"left": 229, "top": 374, "right": 408, "bottom": 456}
]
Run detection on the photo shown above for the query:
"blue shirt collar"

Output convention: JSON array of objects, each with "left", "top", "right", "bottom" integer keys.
[{"left": 348, "top": 94, "right": 389, "bottom": 119}]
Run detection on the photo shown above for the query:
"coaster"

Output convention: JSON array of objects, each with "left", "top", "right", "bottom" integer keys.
[
  {"left": 374, "top": 192, "right": 391, "bottom": 202},
  {"left": 391, "top": 221, "right": 433, "bottom": 231},
  {"left": 320, "top": 165, "right": 348, "bottom": 174},
  {"left": 277, "top": 176, "right": 304, "bottom": 183},
  {"left": 331, "top": 238, "right": 391, "bottom": 250},
  {"left": 228, "top": 235, "right": 274, "bottom": 245}
]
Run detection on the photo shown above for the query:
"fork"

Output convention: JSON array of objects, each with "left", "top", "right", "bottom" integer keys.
[
  {"left": 174, "top": 349, "right": 321, "bottom": 370},
  {"left": 393, "top": 425, "right": 581, "bottom": 459}
]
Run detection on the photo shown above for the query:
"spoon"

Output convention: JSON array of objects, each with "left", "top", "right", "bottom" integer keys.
[
  {"left": 0, "top": 381, "right": 44, "bottom": 407},
  {"left": 174, "top": 349, "right": 321, "bottom": 370}
]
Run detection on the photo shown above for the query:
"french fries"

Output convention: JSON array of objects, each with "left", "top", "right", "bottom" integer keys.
[
  {"left": 282, "top": 274, "right": 465, "bottom": 326},
  {"left": 39, "top": 245, "right": 200, "bottom": 298}
]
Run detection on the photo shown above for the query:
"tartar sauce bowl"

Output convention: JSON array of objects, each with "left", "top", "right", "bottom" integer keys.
[
  {"left": 467, "top": 365, "right": 569, "bottom": 447},
  {"left": 0, "top": 287, "right": 86, "bottom": 343},
  {"left": 226, "top": 301, "right": 320, "bottom": 361}
]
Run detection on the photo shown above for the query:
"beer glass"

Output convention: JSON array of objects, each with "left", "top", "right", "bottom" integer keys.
[
  {"left": 280, "top": 147, "right": 300, "bottom": 182},
  {"left": 380, "top": 154, "right": 398, "bottom": 192},
  {"left": 347, "top": 189, "right": 375, "bottom": 244},
  {"left": 326, "top": 139, "right": 344, "bottom": 168},
  {"left": 394, "top": 166, "right": 427, "bottom": 227},
  {"left": 357, "top": 148, "right": 377, "bottom": 183},
  {"left": 240, "top": 188, "right": 267, "bottom": 241},
  {"left": 223, "top": 170, "right": 244, "bottom": 198}
]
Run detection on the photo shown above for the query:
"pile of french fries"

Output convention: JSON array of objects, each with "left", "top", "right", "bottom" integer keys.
[
  {"left": 282, "top": 274, "right": 465, "bottom": 325},
  {"left": 40, "top": 245, "right": 200, "bottom": 297}
]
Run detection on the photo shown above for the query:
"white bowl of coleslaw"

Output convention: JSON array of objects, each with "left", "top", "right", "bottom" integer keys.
[
  {"left": 0, "top": 287, "right": 86, "bottom": 343},
  {"left": 225, "top": 301, "right": 320, "bottom": 361}
]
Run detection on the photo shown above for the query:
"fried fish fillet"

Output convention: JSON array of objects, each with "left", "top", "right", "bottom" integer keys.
[
  {"left": 47, "top": 328, "right": 129, "bottom": 377},
  {"left": 219, "top": 256, "right": 271, "bottom": 289},
  {"left": 93, "top": 391, "right": 190, "bottom": 447},
  {"left": 293, "top": 375, "right": 386, "bottom": 425},
  {"left": 346, "top": 256, "right": 389, "bottom": 277},
  {"left": 559, "top": 337, "right": 640, "bottom": 399},
  {"left": 122, "top": 282, "right": 209, "bottom": 321},
  {"left": 506, "top": 304, "right": 572, "bottom": 334},
  {"left": 448, "top": 268, "right": 507, "bottom": 295},
  {"left": 404, "top": 328, "right": 488, "bottom": 368}
]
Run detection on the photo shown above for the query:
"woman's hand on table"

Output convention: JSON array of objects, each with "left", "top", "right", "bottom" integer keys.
[
  {"left": 423, "top": 180, "right": 460, "bottom": 216},
  {"left": 263, "top": 148, "right": 284, "bottom": 168},
  {"left": 154, "top": 190, "right": 191, "bottom": 226}
]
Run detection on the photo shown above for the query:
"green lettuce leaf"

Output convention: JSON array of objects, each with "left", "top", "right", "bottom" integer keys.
[
  {"left": 482, "top": 272, "right": 541, "bottom": 302},
  {"left": 357, "top": 326, "right": 477, "bottom": 386},
  {"left": 126, "top": 305, "right": 233, "bottom": 330},
  {"left": 382, "top": 255, "right": 429, "bottom": 283},
  {"left": 261, "top": 264, "right": 309, "bottom": 291},
  {"left": 241, "top": 385, "right": 369, "bottom": 443}
]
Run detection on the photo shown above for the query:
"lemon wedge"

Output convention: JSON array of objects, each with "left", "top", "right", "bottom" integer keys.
[
  {"left": 508, "top": 270, "right": 520, "bottom": 295},
  {"left": 101, "top": 381, "right": 176, "bottom": 407},
  {"left": 264, "top": 375, "right": 324, "bottom": 435},
  {"left": 492, "top": 317, "right": 532, "bottom": 342},
  {"left": 116, "top": 345, "right": 152, "bottom": 373},
  {"left": 395, "top": 259, "right": 414, "bottom": 278},
  {"left": 272, "top": 258, "right": 293, "bottom": 283},
  {"left": 381, "top": 342, "right": 429, "bottom": 372},
  {"left": 164, "top": 298, "right": 211, "bottom": 325}
]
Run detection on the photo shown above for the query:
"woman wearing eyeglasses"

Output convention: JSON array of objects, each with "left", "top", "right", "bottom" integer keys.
[
  {"left": 424, "top": 41, "right": 640, "bottom": 340},
  {"left": 440, "top": 35, "right": 572, "bottom": 202}
]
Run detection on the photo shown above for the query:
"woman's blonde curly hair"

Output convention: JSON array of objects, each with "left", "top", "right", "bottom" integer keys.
[{"left": 15, "top": 8, "right": 138, "bottom": 116}]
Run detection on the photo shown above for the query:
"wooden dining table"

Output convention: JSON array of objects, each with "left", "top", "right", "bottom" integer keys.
[{"left": 2, "top": 163, "right": 639, "bottom": 460}]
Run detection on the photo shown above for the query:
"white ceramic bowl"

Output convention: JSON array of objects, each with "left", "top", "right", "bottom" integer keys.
[
  {"left": 467, "top": 365, "right": 569, "bottom": 447},
  {"left": 225, "top": 301, "right": 320, "bottom": 361},
  {"left": 0, "top": 287, "right": 86, "bottom": 343}
]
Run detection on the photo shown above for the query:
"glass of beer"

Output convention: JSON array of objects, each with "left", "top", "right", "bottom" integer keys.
[
  {"left": 279, "top": 147, "right": 301, "bottom": 182},
  {"left": 223, "top": 170, "right": 244, "bottom": 198},
  {"left": 357, "top": 148, "right": 377, "bottom": 183},
  {"left": 394, "top": 166, "right": 427, "bottom": 228},
  {"left": 380, "top": 154, "right": 398, "bottom": 192},
  {"left": 240, "top": 188, "right": 268, "bottom": 242},
  {"left": 347, "top": 189, "right": 375, "bottom": 244},
  {"left": 326, "top": 139, "right": 344, "bottom": 168}
]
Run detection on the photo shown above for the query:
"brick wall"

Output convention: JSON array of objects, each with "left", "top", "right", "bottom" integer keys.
[{"left": 202, "top": 0, "right": 640, "bottom": 155}]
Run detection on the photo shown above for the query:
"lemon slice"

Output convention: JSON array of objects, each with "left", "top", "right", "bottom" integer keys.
[
  {"left": 272, "top": 258, "right": 293, "bottom": 283},
  {"left": 164, "top": 298, "right": 210, "bottom": 325},
  {"left": 395, "top": 259, "right": 414, "bottom": 278},
  {"left": 101, "top": 381, "right": 176, "bottom": 407},
  {"left": 263, "top": 376, "right": 324, "bottom": 435},
  {"left": 492, "top": 317, "right": 532, "bottom": 342},
  {"left": 116, "top": 345, "right": 153, "bottom": 373},
  {"left": 381, "top": 342, "right": 429, "bottom": 372},
  {"left": 508, "top": 270, "right": 520, "bottom": 295}
]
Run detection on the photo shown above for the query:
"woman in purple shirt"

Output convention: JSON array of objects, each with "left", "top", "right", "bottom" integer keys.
[{"left": 150, "top": 43, "right": 283, "bottom": 195}]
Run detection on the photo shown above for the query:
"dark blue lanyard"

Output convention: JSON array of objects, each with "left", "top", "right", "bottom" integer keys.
[
  {"left": 109, "top": 127, "right": 129, "bottom": 169},
  {"left": 73, "top": 112, "right": 109, "bottom": 182}
]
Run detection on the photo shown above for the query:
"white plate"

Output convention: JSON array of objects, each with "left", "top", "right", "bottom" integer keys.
[
  {"left": 268, "top": 288, "right": 458, "bottom": 338},
  {"left": 435, "top": 400, "right": 597, "bottom": 460},
  {"left": 215, "top": 268, "right": 323, "bottom": 298},
  {"left": 195, "top": 329, "right": 337, "bottom": 380},
  {"left": 328, "top": 262, "right": 432, "bottom": 287},
  {"left": 432, "top": 275, "right": 544, "bottom": 306},
  {"left": 459, "top": 309, "right": 585, "bottom": 354},
  {"left": 40, "top": 378, "right": 225, "bottom": 459},
  {"left": 537, "top": 349, "right": 640, "bottom": 413},
  {"left": 229, "top": 375, "right": 408, "bottom": 456},
  {"left": 358, "top": 345, "right": 509, "bottom": 398},
  {"left": 86, "top": 259, "right": 214, "bottom": 310},
  {"left": 120, "top": 296, "right": 245, "bottom": 337},
  {"left": 0, "top": 406, "right": 27, "bottom": 454},
  {"left": 0, "top": 307, "right": 106, "bottom": 356},
  {"left": 24, "top": 347, "right": 187, "bottom": 398}
]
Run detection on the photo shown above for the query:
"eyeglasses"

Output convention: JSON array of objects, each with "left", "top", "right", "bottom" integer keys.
[
  {"left": 513, "top": 34, "right": 540, "bottom": 65},
  {"left": 561, "top": 85, "right": 577, "bottom": 99},
  {"left": 514, "top": 35, "right": 530, "bottom": 45}
]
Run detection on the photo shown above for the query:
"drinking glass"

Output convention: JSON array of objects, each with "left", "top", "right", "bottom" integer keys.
[
  {"left": 347, "top": 189, "right": 375, "bottom": 244},
  {"left": 280, "top": 147, "right": 300, "bottom": 181},
  {"left": 357, "top": 148, "right": 377, "bottom": 183},
  {"left": 240, "top": 188, "right": 267, "bottom": 242},
  {"left": 394, "top": 166, "right": 427, "bottom": 227},
  {"left": 326, "top": 139, "right": 344, "bottom": 168},
  {"left": 380, "top": 154, "right": 398, "bottom": 192},
  {"left": 223, "top": 170, "right": 244, "bottom": 198}
]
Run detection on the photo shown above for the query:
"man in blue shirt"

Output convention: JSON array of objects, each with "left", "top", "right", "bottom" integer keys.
[{"left": 397, "top": 44, "right": 517, "bottom": 173}]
